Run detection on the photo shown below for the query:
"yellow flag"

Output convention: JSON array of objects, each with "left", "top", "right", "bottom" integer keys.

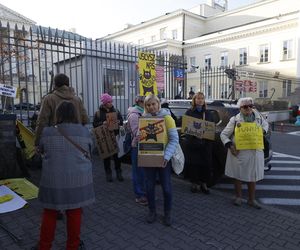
[
  {"left": 138, "top": 51, "right": 157, "bottom": 96},
  {"left": 235, "top": 122, "right": 264, "bottom": 150},
  {"left": 16, "top": 120, "right": 36, "bottom": 159}
]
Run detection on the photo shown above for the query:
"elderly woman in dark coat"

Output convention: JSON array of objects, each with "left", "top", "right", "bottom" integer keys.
[
  {"left": 37, "top": 101, "right": 95, "bottom": 250},
  {"left": 184, "top": 92, "right": 214, "bottom": 194}
]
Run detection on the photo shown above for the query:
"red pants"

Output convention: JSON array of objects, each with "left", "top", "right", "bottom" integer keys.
[{"left": 38, "top": 208, "right": 82, "bottom": 250}]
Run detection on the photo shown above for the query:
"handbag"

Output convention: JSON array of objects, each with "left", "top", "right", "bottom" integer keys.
[
  {"left": 171, "top": 144, "right": 185, "bottom": 175},
  {"left": 55, "top": 126, "right": 92, "bottom": 161},
  {"left": 116, "top": 126, "right": 130, "bottom": 158}
]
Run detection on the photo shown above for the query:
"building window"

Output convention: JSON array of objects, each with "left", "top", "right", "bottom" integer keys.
[
  {"left": 160, "top": 27, "right": 166, "bottom": 40},
  {"left": 172, "top": 29, "right": 177, "bottom": 40},
  {"left": 239, "top": 48, "right": 247, "bottom": 65},
  {"left": 104, "top": 69, "right": 125, "bottom": 97},
  {"left": 205, "top": 54, "right": 211, "bottom": 70},
  {"left": 220, "top": 51, "right": 228, "bottom": 68},
  {"left": 151, "top": 35, "right": 156, "bottom": 42},
  {"left": 259, "top": 44, "right": 269, "bottom": 63},
  {"left": 282, "top": 80, "right": 292, "bottom": 97},
  {"left": 282, "top": 40, "right": 293, "bottom": 60},
  {"left": 189, "top": 57, "right": 196, "bottom": 72},
  {"left": 259, "top": 80, "right": 268, "bottom": 97},
  {"left": 138, "top": 39, "right": 144, "bottom": 45}
]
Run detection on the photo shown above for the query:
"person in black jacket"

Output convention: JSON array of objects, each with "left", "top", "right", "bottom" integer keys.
[
  {"left": 184, "top": 92, "right": 214, "bottom": 194},
  {"left": 93, "top": 93, "right": 124, "bottom": 182}
]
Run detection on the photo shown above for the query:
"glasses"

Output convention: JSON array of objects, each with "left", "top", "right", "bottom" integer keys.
[{"left": 241, "top": 104, "right": 253, "bottom": 109}]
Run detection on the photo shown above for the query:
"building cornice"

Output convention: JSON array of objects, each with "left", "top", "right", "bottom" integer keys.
[
  {"left": 184, "top": 16, "right": 298, "bottom": 49},
  {"left": 0, "top": 3, "right": 36, "bottom": 25},
  {"left": 100, "top": 9, "right": 205, "bottom": 40}
]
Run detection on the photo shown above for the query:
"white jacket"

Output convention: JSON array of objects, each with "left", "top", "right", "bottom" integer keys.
[{"left": 220, "top": 110, "right": 269, "bottom": 182}]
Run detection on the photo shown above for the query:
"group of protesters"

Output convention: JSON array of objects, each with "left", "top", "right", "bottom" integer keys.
[{"left": 32, "top": 73, "right": 268, "bottom": 250}]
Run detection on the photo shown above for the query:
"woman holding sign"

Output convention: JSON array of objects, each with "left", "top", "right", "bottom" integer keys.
[
  {"left": 141, "top": 94, "right": 179, "bottom": 226},
  {"left": 93, "top": 93, "right": 124, "bottom": 182},
  {"left": 220, "top": 97, "right": 268, "bottom": 209},
  {"left": 184, "top": 92, "right": 214, "bottom": 194}
]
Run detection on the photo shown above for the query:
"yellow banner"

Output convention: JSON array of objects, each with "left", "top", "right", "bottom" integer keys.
[
  {"left": 16, "top": 120, "right": 35, "bottom": 159},
  {"left": 235, "top": 122, "right": 264, "bottom": 150},
  {"left": 0, "top": 178, "right": 38, "bottom": 200},
  {"left": 181, "top": 115, "right": 215, "bottom": 141},
  {"left": 138, "top": 51, "right": 157, "bottom": 96}
]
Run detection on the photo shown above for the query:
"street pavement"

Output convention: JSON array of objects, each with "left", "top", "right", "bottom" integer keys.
[{"left": 1, "top": 154, "right": 300, "bottom": 250}]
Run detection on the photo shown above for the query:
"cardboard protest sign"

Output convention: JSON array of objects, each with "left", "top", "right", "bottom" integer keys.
[
  {"left": 93, "top": 125, "right": 118, "bottom": 159},
  {"left": 138, "top": 51, "right": 158, "bottom": 96},
  {"left": 138, "top": 117, "right": 166, "bottom": 167},
  {"left": 106, "top": 112, "right": 118, "bottom": 131},
  {"left": 234, "top": 122, "right": 264, "bottom": 150},
  {"left": 181, "top": 115, "right": 215, "bottom": 141}
]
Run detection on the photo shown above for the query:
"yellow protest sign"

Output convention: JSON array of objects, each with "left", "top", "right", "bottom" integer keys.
[
  {"left": 16, "top": 120, "right": 35, "bottom": 159},
  {"left": 234, "top": 122, "right": 264, "bottom": 150},
  {"left": 138, "top": 51, "right": 157, "bottom": 96},
  {"left": 0, "top": 178, "right": 38, "bottom": 200},
  {"left": 181, "top": 115, "right": 215, "bottom": 141},
  {"left": 138, "top": 117, "right": 166, "bottom": 167}
]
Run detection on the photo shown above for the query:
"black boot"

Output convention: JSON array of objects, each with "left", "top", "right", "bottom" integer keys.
[
  {"left": 105, "top": 172, "right": 113, "bottom": 182},
  {"left": 116, "top": 169, "right": 124, "bottom": 182},
  {"left": 164, "top": 211, "right": 172, "bottom": 226},
  {"left": 146, "top": 210, "right": 156, "bottom": 223}
]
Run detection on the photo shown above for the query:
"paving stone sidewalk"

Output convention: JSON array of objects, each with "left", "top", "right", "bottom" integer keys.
[{"left": 1, "top": 155, "right": 300, "bottom": 250}]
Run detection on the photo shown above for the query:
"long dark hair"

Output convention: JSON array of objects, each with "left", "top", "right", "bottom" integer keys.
[{"left": 55, "top": 101, "right": 79, "bottom": 124}]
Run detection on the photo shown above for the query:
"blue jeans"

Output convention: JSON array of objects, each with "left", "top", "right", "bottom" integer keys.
[
  {"left": 131, "top": 147, "right": 146, "bottom": 198},
  {"left": 144, "top": 162, "right": 172, "bottom": 212}
]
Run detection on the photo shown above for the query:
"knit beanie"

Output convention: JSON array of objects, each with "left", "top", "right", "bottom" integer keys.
[{"left": 100, "top": 93, "right": 112, "bottom": 104}]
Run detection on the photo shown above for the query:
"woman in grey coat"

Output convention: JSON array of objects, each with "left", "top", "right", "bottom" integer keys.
[{"left": 37, "top": 101, "right": 95, "bottom": 250}]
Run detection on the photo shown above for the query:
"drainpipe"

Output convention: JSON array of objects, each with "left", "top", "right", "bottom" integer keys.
[{"left": 182, "top": 13, "right": 186, "bottom": 99}]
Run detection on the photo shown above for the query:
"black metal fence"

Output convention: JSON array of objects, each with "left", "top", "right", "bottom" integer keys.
[{"left": 0, "top": 23, "right": 186, "bottom": 124}]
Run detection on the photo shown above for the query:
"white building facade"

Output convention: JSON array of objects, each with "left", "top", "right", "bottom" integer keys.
[{"left": 103, "top": 0, "right": 300, "bottom": 103}]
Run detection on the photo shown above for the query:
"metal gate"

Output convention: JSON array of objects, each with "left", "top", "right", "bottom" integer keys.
[{"left": 0, "top": 23, "right": 186, "bottom": 124}]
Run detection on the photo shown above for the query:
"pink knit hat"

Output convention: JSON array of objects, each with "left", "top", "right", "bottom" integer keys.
[{"left": 100, "top": 93, "right": 112, "bottom": 104}]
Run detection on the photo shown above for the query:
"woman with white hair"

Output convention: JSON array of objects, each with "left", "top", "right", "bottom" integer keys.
[{"left": 220, "top": 97, "right": 268, "bottom": 209}]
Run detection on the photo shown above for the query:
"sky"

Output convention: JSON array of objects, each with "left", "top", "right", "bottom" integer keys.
[{"left": 0, "top": 0, "right": 256, "bottom": 39}]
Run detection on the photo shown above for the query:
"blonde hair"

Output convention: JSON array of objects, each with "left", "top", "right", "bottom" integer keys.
[
  {"left": 191, "top": 92, "right": 207, "bottom": 110},
  {"left": 144, "top": 94, "right": 161, "bottom": 114}
]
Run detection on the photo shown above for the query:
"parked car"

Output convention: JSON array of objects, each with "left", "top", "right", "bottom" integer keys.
[
  {"left": 168, "top": 99, "right": 272, "bottom": 186},
  {"left": 8, "top": 102, "right": 38, "bottom": 111}
]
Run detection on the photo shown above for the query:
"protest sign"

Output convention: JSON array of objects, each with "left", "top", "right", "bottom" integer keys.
[
  {"left": 138, "top": 51, "right": 157, "bottom": 96},
  {"left": 234, "top": 122, "right": 264, "bottom": 150},
  {"left": 93, "top": 125, "right": 118, "bottom": 159},
  {"left": 181, "top": 115, "right": 215, "bottom": 141},
  {"left": 0, "top": 84, "right": 17, "bottom": 98},
  {"left": 138, "top": 117, "right": 166, "bottom": 167},
  {"left": 106, "top": 112, "right": 118, "bottom": 131}
]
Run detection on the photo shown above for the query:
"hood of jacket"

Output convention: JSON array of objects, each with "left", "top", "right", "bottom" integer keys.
[
  {"left": 52, "top": 86, "right": 76, "bottom": 100},
  {"left": 127, "top": 105, "right": 144, "bottom": 116}
]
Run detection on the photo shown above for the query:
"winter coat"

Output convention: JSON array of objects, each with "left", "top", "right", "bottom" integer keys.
[
  {"left": 143, "top": 108, "right": 179, "bottom": 161},
  {"left": 220, "top": 109, "right": 269, "bottom": 182},
  {"left": 35, "top": 85, "right": 89, "bottom": 145},
  {"left": 93, "top": 105, "right": 123, "bottom": 135},
  {"left": 38, "top": 123, "right": 95, "bottom": 210},
  {"left": 127, "top": 105, "right": 143, "bottom": 147},
  {"left": 183, "top": 107, "right": 214, "bottom": 182}
]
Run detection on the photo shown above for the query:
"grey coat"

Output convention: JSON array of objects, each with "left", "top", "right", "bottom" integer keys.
[{"left": 38, "top": 123, "right": 95, "bottom": 210}]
